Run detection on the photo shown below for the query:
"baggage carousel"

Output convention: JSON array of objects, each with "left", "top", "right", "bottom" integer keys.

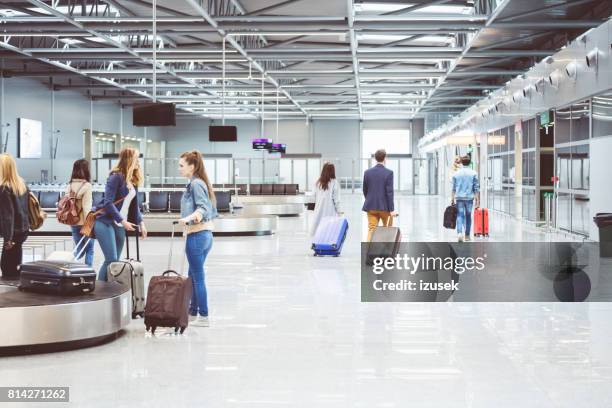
[
  {"left": 0, "top": 281, "right": 131, "bottom": 356},
  {"left": 31, "top": 213, "right": 279, "bottom": 237}
]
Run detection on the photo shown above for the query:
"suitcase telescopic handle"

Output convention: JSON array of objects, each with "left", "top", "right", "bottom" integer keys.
[
  {"left": 169, "top": 221, "right": 187, "bottom": 275},
  {"left": 125, "top": 226, "right": 141, "bottom": 261},
  {"left": 385, "top": 213, "right": 397, "bottom": 227}
]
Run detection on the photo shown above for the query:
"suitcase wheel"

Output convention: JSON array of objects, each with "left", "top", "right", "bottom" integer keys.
[
  {"left": 180, "top": 327, "right": 186, "bottom": 334},
  {"left": 146, "top": 325, "right": 150, "bottom": 332},
  {"left": 174, "top": 327, "right": 179, "bottom": 333},
  {"left": 151, "top": 326, "right": 157, "bottom": 335}
]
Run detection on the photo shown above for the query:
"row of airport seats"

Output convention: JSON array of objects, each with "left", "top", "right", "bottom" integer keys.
[
  {"left": 247, "top": 184, "right": 299, "bottom": 196},
  {"left": 31, "top": 190, "right": 230, "bottom": 213},
  {"left": 146, "top": 191, "right": 230, "bottom": 213}
]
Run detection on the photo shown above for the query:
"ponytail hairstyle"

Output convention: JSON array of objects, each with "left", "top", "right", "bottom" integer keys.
[
  {"left": 0, "top": 153, "right": 27, "bottom": 195},
  {"left": 316, "top": 162, "right": 336, "bottom": 191},
  {"left": 111, "top": 147, "right": 142, "bottom": 186},
  {"left": 180, "top": 150, "right": 216, "bottom": 206}
]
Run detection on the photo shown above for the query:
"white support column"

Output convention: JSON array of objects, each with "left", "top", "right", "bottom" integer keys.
[{"left": 50, "top": 81, "right": 55, "bottom": 181}]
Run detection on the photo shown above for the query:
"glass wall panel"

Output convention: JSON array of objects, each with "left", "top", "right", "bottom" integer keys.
[
  {"left": 400, "top": 158, "right": 413, "bottom": 192},
  {"left": 555, "top": 147, "right": 571, "bottom": 190},
  {"left": 572, "top": 194, "right": 590, "bottom": 235},
  {"left": 293, "top": 159, "right": 307, "bottom": 191},
  {"left": 529, "top": 120, "right": 537, "bottom": 148},
  {"left": 233, "top": 159, "right": 250, "bottom": 185},
  {"left": 508, "top": 186, "right": 515, "bottom": 216},
  {"left": 307, "top": 158, "right": 321, "bottom": 191},
  {"left": 279, "top": 159, "right": 292, "bottom": 184},
  {"left": 570, "top": 100, "right": 590, "bottom": 142},
  {"left": 216, "top": 159, "right": 231, "bottom": 184},
  {"left": 522, "top": 188, "right": 536, "bottom": 221},
  {"left": 527, "top": 152, "right": 535, "bottom": 186},
  {"left": 557, "top": 192, "right": 572, "bottom": 231},
  {"left": 571, "top": 144, "right": 589, "bottom": 190},
  {"left": 522, "top": 153, "right": 528, "bottom": 186},
  {"left": 555, "top": 106, "right": 571, "bottom": 144},
  {"left": 386, "top": 159, "right": 400, "bottom": 190},
  {"left": 251, "top": 158, "right": 264, "bottom": 184},
  {"left": 593, "top": 91, "right": 612, "bottom": 137}
]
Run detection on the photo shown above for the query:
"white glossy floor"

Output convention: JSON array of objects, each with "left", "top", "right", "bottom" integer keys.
[{"left": 2, "top": 194, "right": 611, "bottom": 408}]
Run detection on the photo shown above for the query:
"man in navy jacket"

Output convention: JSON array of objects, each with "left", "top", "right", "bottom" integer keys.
[{"left": 362, "top": 149, "right": 397, "bottom": 241}]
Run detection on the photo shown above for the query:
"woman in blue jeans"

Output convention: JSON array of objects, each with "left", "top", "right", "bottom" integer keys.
[
  {"left": 94, "top": 147, "right": 147, "bottom": 280},
  {"left": 177, "top": 150, "right": 217, "bottom": 328}
]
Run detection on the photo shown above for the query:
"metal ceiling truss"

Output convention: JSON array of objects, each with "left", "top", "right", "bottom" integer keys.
[{"left": 0, "top": 0, "right": 608, "bottom": 120}]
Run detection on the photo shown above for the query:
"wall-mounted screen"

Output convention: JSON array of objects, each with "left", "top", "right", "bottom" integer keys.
[
  {"left": 252, "top": 138, "right": 272, "bottom": 150},
  {"left": 209, "top": 126, "right": 237, "bottom": 142},
  {"left": 18, "top": 118, "right": 43, "bottom": 159},
  {"left": 133, "top": 103, "right": 176, "bottom": 126},
  {"left": 268, "top": 143, "right": 286, "bottom": 154}
]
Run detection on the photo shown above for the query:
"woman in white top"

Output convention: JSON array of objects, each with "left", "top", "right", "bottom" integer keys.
[
  {"left": 310, "top": 162, "right": 342, "bottom": 236},
  {"left": 66, "top": 159, "right": 95, "bottom": 266},
  {"left": 93, "top": 147, "right": 147, "bottom": 281}
]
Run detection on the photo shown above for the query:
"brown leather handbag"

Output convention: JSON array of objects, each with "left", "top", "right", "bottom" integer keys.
[{"left": 80, "top": 197, "right": 125, "bottom": 238}]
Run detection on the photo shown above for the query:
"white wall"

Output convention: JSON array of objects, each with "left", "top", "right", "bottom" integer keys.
[
  {"left": 0, "top": 77, "right": 162, "bottom": 183},
  {"left": 161, "top": 118, "right": 311, "bottom": 158},
  {"left": 313, "top": 120, "right": 360, "bottom": 178},
  {"left": 589, "top": 135, "right": 612, "bottom": 240}
]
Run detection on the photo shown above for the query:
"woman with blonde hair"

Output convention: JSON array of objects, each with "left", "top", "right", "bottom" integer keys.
[
  {"left": 94, "top": 147, "right": 147, "bottom": 281},
  {"left": 0, "top": 153, "right": 30, "bottom": 279},
  {"left": 177, "top": 150, "right": 218, "bottom": 327}
]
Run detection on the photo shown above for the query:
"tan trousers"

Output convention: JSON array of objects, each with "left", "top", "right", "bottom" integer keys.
[{"left": 367, "top": 210, "right": 392, "bottom": 241}]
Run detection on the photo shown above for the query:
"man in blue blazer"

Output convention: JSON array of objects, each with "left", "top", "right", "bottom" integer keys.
[{"left": 362, "top": 149, "right": 397, "bottom": 241}]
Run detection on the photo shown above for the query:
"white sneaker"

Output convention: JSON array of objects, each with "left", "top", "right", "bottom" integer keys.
[
  {"left": 464, "top": 235, "right": 471, "bottom": 242},
  {"left": 191, "top": 316, "right": 209, "bottom": 327},
  {"left": 189, "top": 315, "right": 198, "bottom": 323},
  {"left": 457, "top": 233, "right": 464, "bottom": 242}
]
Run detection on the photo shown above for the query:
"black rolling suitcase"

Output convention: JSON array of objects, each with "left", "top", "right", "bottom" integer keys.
[
  {"left": 366, "top": 216, "right": 401, "bottom": 265},
  {"left": 18, "top": 260, "right": 96, "bottom": 295}
]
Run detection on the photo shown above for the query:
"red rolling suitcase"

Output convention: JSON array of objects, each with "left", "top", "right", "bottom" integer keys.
[{"left": 474, "top": 207, "right": 489, "bottom": 237}]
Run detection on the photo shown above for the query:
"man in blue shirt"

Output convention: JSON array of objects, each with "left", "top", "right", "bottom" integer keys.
[{"left": 451, "top": 155, "right": 480, "bottom": 241}]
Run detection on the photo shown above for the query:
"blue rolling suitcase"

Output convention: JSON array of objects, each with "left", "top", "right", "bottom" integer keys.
[{"left": 312, "top": 216, "right": 349, "bottom": 256}]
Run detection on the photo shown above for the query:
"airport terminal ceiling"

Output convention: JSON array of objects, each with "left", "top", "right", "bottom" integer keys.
[{"left": 0, "top": 0, "right": 610, "bottom": 122}]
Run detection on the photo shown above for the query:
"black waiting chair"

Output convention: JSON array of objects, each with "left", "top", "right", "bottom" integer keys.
[
  {"left": 216, "top": 191, "right": 231, "bottom": 213},
  {"left": 236, "top": 184, "right": 247, "bottom": 195},
  {"left": 148, "top": 191, "right": 169, "bottom": 213},
  {"left": 273, "top": 184, "right": 286, "bottom": 195},
  {"left": 39, "top": 192, "right": 60, "bottom": 211},
  {"left": 137, "top": 191, "right": 146, "bottom": 213},
  {"left": 249, "top": 184, "right": 262, "bottom": 195},
  {"left": 261, "top": 184, "right": 274, "bottom": 195},
  {"left": 169, "top": 191, "right": 182, "bottom": 213},
  {"left": 285, "top": 184, "right": 298, "bottom": 195}
]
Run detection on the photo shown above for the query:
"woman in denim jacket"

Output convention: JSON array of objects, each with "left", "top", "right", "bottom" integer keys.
[{"left": 177, "top": 150, "right": 218, "bottom": 327}]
